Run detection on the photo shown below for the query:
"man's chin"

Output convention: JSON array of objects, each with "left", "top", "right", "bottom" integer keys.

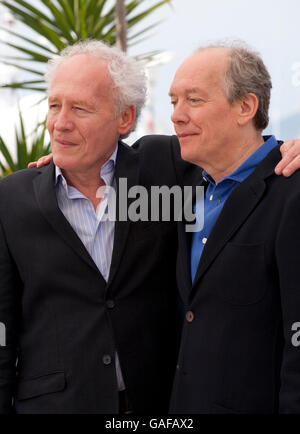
[
  {"left": 52, "top": 154, "right": 76, "bottom": 171},
  {"left": 179, "top": 147, "right": 196, "bottom": 164}
]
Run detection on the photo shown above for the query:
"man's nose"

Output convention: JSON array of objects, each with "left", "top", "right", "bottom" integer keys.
[
  {"left": 171, "top": 102, "right": 189, "bottom": 125},
  {"left": 53, "top": 108, "right": 74, "bottom": 131}
]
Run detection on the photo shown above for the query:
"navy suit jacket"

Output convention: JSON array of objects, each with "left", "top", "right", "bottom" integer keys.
[
  {"left": 171, "top": 144, "right": 300, "bottom": 414},
  {"left": 0, "top": 135, "right": 197, "bottom": 414}
]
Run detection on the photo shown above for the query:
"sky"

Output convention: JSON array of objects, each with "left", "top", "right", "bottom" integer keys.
[{"left": 1, "top": 0, "right": 300, "bottom": 150}]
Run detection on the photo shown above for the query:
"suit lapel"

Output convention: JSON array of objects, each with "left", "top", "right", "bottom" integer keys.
[
  {"left": 106, "top": 142, "right": 139, "bottom": 288},
  {"left": 191, "top": 178, "right": 265, "bottom": 291},
  {"left": 33, "top": 161, "right": 100, "bottom": 274},
  {"left": 190, "top": 146, "right": 281, "bottom": 295}
]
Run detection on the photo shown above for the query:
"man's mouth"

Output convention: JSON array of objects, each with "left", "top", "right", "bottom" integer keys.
[
  {"left": 177, "top": 133, "right": 198, "bottom": 139},
  {"left": 54, "top": 139, "right": 77, "bottom": 147}
]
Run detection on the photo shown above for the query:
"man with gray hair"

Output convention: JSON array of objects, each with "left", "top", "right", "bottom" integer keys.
[
  {"left": 169, "top": 42, "right": 300, "bottom": 413},
  {"left": 0, "top": 39, "right": 187, "bottom": 414},
  {"left": 3, "top": 38, "right": 300, "bottom": 415}
]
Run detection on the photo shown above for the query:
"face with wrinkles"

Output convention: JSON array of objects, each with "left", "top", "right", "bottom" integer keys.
[
  {"left": 169, "top": 48, "right": 240, "bottom": 170},
  {"left": 47, "top": 54, "right": 132, "bottom": 178}
]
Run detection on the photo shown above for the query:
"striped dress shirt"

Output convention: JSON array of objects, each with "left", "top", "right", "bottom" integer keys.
[{"left": 55, "top": 144, "right": 126, "bottom": 391}]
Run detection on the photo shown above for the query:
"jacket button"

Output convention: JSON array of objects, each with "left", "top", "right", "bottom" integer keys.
[
  {"left": 102, "top": 355, "right": 112, "bottom": 365},
  {"left": 186, "top": 311, "right": 194, "bottom": 322},
  {"left": 106, "top": 299, "right": 115, "bottom": 309}
]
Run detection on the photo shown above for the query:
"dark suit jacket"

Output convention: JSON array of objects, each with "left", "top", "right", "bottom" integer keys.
[
  {"left": 171, "top": 144, "right": 300, "bottom": 414},
  {"left": 0, "top": 136, "right": 196, "bottom": 414}
]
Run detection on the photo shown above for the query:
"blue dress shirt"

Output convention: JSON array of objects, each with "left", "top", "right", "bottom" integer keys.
[{"left": 190, "top": 135, "right": 278, "bottom": 282}]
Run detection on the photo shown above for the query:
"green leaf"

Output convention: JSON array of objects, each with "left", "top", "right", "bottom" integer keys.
[
  {"left": 1, "top": 1, "right": 62, "bottom": 36},
  {"left": 16, "top": 110, "right": 28, "bottom": 169},
  {"left": 85, "top": 0, "right": 106, "bottom": 28},
  {"left": 127, "top": 21, "right": 162, "bottom": 41},
  {"left": 1, "top": 80, "right": 45, "bottom": 89},
  {"left": 79, "top": 0, "right": 87, "bottom": 39},
  {"left": 4, "top": 0, "right": 54, "bottom": 26},
  {"left": 38, "top": 21, "right": 66, "bottom": 51},
  {"left": 0, "top": 136, "right": 17, "bottom": 172},
  {"left": 1, "top": 85, "right": 47, "bottom": 92},
  {"left": 127, "top": 1, "right": 172, "bottom": 28},
  {"left": 0, "top": 113, "right": 51, "bottom": 175},
  {"left": 0, "top": 0, "right": 174, "bottom": 93},
  {"left": 0, "top": 41, "right": 50, "bottom": 62},
  {"left": 74, "top": 0, "right": 80, "bottom": 34},
  {"left": 0, "top": 61, "right": 44, "bottom": 76},
  {"left": 0, "top": 26, "right": 58, "bottom": 56},
  {"left": 56, "top": 0, "right": 76, "bottom": 28},
  {"left": 99, "top": 24, "right": 116, "bottom": 42},
  {"left": 43, "top": 0, "right": 74, "bottom": 41}
]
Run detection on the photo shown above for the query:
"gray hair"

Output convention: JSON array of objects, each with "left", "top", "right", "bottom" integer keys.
[
  {"left": 197, "top": 40, "right": 272, "bottom": 131},
  {"left": 45, "top": 40, "right": 147, "bottom": 138}
]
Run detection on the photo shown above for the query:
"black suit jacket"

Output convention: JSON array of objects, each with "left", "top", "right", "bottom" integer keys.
[
  {"left": 0, "top": 136, "right": 197, "bottom": 414},
  {"left": 171, "top": 144, "right": 300, "bottom": 414}
]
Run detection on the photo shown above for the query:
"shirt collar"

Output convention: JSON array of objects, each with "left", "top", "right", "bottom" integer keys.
[
  {"left": 202, "top": 135, "right": 278, "bottom": 185},
  {"left": 55, "top": 143, "right": 118, "bottom": 189}
]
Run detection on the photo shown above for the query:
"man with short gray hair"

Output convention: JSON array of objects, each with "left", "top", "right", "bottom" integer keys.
[
  {"left": 3, "top": 39, "right": 300, "bottom": 415},
  {"left": 170, "top": 42, "right": 300, "bottom": 413},
  {"left": 0, "top": 39, "right": 185, "bottom": 414}
]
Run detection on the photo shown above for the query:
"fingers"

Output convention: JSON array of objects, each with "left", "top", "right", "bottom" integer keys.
[
  {"left": 27, "top": 162, "right": 37, "bottom": 168},
  {"left": 27, "top": 154, "right": 53, "bottom": 169},
  {"left": 280, "top": 139, "right": 296, "bottom": 155},
  {"left": 279, "top": 155, "right": 300, "bottom": 178},
  {"left": 36, "top": 156, "right": 49, "bottom": 167},
  {"left": 275, "top": 139, "right": 300, "bottom": 177},
  {"left": 275, "top": 153, "right": 294, "bottom": 175}
]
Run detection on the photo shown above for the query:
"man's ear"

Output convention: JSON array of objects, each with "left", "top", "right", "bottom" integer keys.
[
  {"left": 118, "top": 105, "right": 136, "bottom": 135},
  {"left": 236, "top": 93, "right": 259, "bottom": 127}
]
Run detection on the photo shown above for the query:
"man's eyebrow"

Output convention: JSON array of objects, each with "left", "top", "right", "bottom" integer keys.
[
  {"left": 168, "top": 87, "right": 205, "bottom": 97},
  {"left": 185, "top": 87, "right": 203, "bottom": 94},
  {"left": 48, "top": 96, "right": 95, "bottom": 110}
]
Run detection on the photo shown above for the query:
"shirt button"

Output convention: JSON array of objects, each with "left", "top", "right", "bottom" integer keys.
[
  {"left": 202, "top": 238, "right": 207, "bottom": 244},
  {"left": 106, "top": 299, "right": 115, "bottom": 309},
  {"left": 95, "top": 235, "right": 99, "bottom": 241},
  {"left": 102, "top": 355, "right": 112, "bottom": 365},
  {"left": 186, "top": 311, "right": 194, "bottom": 323},
  {"left": 62, "top": 180, "right": 67, "bottom": 187},
  {"left": 209, "top": 195, "right": 213, "bottom": 201}
]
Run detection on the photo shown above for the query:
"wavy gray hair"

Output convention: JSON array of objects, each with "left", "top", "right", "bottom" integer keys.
[
  {"left": 197, "top": 40, "right": 272, "bottom": 131},
  {"left": 45, "top": 40, "right": 147, "bottom": 138}
]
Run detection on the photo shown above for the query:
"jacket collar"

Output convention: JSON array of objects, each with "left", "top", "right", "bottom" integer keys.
[
  {"left": 178, "top": 144, "right": 282, "bottom": 298},
  {"left": 33, "top": 141, "right": 139, "bottom": 287}
]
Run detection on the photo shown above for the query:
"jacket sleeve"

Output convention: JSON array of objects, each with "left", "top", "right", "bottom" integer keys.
[
  {"left": 276, "top": 189, "right": 300, "bottom": 413},
  {"left": 0, "top": 218, "right": 21, "bottom": 413}
]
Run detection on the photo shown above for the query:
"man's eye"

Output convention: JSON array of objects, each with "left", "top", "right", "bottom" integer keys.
[
  {"left": 188, "top": 98, "right": 203, "bottom": 104},
  {"left": 170, "top": 100, "right": 177, "bottom": 106},
  {"left": 49, "top": 104, "right": 59, "bottom": 109}
]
